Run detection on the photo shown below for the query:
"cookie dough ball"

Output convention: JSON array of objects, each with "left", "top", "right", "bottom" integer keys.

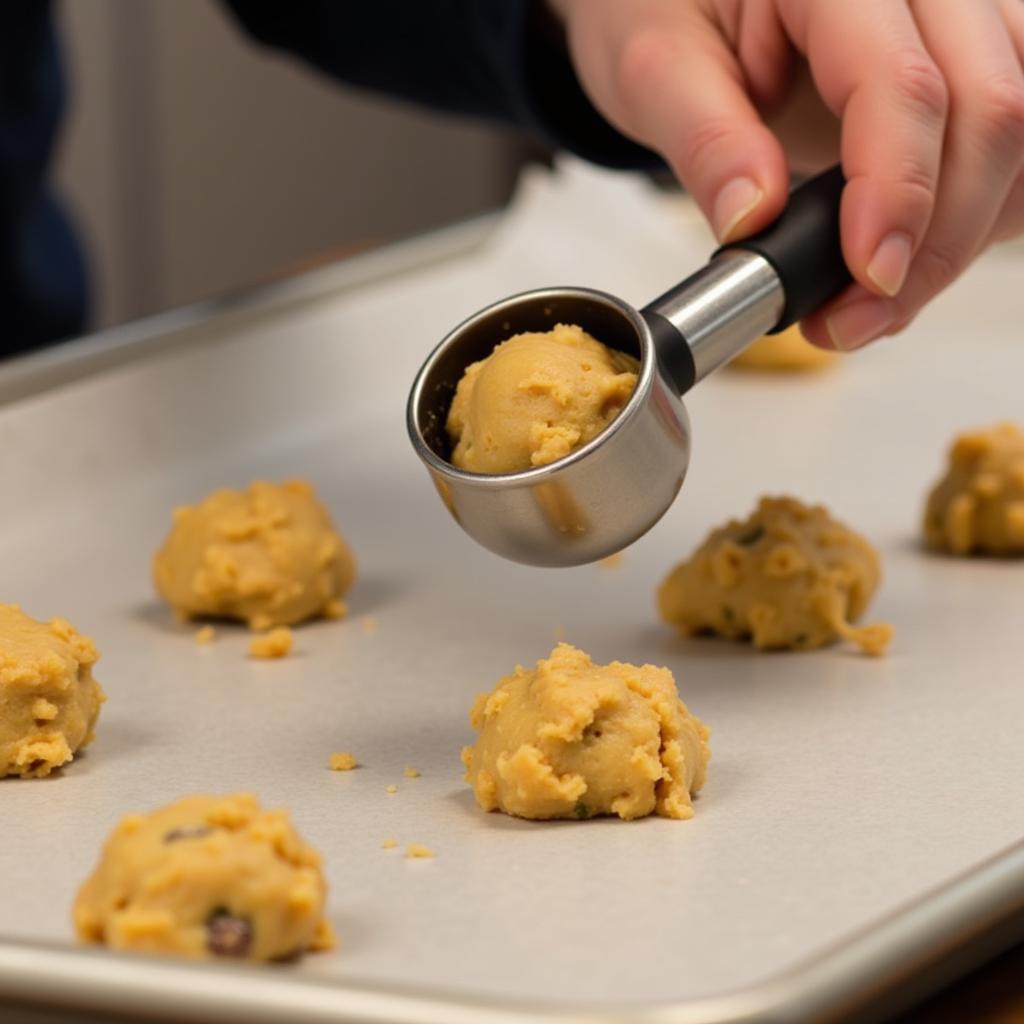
[
  {"left": 730, "top": 324, "right": 838, "bottom": 372},
  {"left": 923, "top": 422, "right": 1024, "bottom": 555},
  {"left": 153, "top": 480, "right": 356, "bottom": 630},
  {"left": 461, "top": 643, "right": 710, "bottom": 821},
  {"left": 658, "top": 496, "right": 893, "bottom": 656},
  {"left": 74, "top": 793, "right": 335, "bottom": 961},
  {"left": 0, "top": 604, "right": 105, "bottom": 778},
  {"left": 446, "top": 323, "right": 637, "bottom": 474}
]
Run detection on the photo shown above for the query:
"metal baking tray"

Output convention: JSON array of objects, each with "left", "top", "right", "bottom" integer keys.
[{"left": 1, "top": 163, "right": 1022, "bottom": 1024}]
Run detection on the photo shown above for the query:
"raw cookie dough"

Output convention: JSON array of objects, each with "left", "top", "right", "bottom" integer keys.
[
  {"left": 153, "top": 480, "right": 356, "bottom": 630},
  {"left": 446, "top": 323, "right": 637, "bottom": 474},
  {"left": 0, "top": 604, "right": 105, "bottom": 778},
  {"left": 730, "top": 324, "right": 838, "bottom": 372},
  {"left": 461, "top": 643, "right": 710, "bottom": 821},
  {"left": 249, "top": 627, "right": 293, "bottom": 659},
  {"left": 658, "top": 496, "right": 893, "bottom": 655},
  {"left": 74, "top": 793, "right": 335, "bottom": 961},
  {"left": 923, "top": 422, "right": 1024, "bottom": 555}
]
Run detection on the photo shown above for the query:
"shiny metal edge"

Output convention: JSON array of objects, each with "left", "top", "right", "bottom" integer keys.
[
  {"left": 0, "top": 213, "right": 499, "bottom": 409},
  {"left": 2, "top": 840, "right": 1020, "bottom": 1024},
  {"left": 406, "top": 286, "right": 654, "bottom": 486}
]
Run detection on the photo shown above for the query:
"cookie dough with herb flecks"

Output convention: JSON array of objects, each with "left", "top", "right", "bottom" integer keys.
[{"left": 658, "top": 496, "right": 892, "bottom": 655}]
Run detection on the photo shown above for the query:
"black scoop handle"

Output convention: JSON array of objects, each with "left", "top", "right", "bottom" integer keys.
[{"left": 718, "top": 164, "right": 850, "bottom": 331}]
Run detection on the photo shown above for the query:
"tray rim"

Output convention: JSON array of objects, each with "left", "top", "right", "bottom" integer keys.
[
  {"left": 1, "top": 840, "right": 1020, "bottom": 1024},
  {"left": 1, "top": 206, "right": 1022, "bottom": 1023},
  {"left": 0, "top": 212, "right": 497, "bottom": 409}
]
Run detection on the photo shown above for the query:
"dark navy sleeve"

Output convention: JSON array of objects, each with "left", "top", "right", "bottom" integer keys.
[
  {"left": 221, "top": 0, "right": 660, "bottom": 171},
  {"left": 1, "top": 0, "right": 88, "bottom": 359}
]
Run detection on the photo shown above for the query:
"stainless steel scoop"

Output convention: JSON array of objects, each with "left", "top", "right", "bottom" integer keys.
[{"left": 407, "top": 166, "right": 849, "bottom": 567}]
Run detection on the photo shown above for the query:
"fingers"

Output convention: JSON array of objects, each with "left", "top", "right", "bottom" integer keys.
[
  {"left": 989, "top": 169, "right": 1024, "bottom": 245},
  {"left": 788, "top": 0, "right": 949, "bottom": 311},
  {"left": 611, "top": 16, "right": 791, "bottom": 242},
  {"left": 884, "top": 1, "right": 1024, "bottom": 307},
  {"left": 803, "top": 0, "right": 1024, "bottom": 350}
]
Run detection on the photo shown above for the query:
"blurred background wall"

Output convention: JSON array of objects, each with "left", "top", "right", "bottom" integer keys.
[{"left": 54, "top": 0, "right": 531, "bottom": 330}]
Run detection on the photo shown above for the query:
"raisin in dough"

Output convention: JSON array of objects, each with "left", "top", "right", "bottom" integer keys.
[
  {"left": 153, "top": 480, "right": 356, "bottom": 630},
  {"left": 923, "top": 422, "right": 1024, "bottom": 555},
  {"left": 729, "top": 324, "right": 838, "bottom": 372},
  {"left": 446, "top": 323, "right": 637, "bottom": 474},
  {"left": 74, "top": 793, "right": 335, "bottom": 961},
  {"left": 658, "top": 496, "right": 893, "bottom": 655},
  {"left": 0, "top": 604, "right": 105, "bottom": 778},
  {"left": 461, "top": 643, "right": 710, "bottom": 821}
]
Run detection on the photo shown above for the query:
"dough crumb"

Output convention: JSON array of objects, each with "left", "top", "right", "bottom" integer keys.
[
  {"left": 73, "top": 793, "right": 334, "bottom": 961},
  {"left": 324, "top": 599, "right": 348, "bottom": 621},
  {"left": 0, "top": 604, "right": 106, "bottom": 779},
  {"left": 405, "top": 844, "right": 434, "bottom": 859},
  {"left": 462, "top": 643, "right": 710, "bottom": 821},
  {"left": 382, "top": 838, "right": 398, "bottom": 850},
  {"left": 361, "top": 616, "right": 378, "bottom": 635},
  {"left": 924, "top": 422, "right": 1024, "bottom": 555},
  {"left": 446, "top": 323, "right": 637, "bottom": 474},
  {"left": 386, "top": 785, "right": 398, "bottom": 795},
  {"left": 329, "top": 752, "right": 357, "bottom": 772},
  {"left": 597, "top": 552, "right": 624, "bottom": 570},
  {"left": 729, "top": 324, "right": 838, "bottom": 372},
  {"left": 153, "top": 480, "right": 356, "bottom": 629},
  {"left": 194, "top": 625, "right": 216, "bottom": 645},
  {"left": 249, "top": 628, "right": 293, "bottom": 660},
  {"left": 403, "top": 766, "right": 420, "bottom": 779},
  {"left": 658, "top": 495, "right": 892, "bottom": 656}
]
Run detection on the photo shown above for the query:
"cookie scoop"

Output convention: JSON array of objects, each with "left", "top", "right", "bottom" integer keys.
[{"left": 408, "top": 167, "right": 848, "bottom": 567}]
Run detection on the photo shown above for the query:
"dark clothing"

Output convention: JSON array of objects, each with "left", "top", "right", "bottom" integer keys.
[
  {"left": 1, "top": 0, "right": 88, "bottom": 357},
  {"left": 2, "top": 0, "right": 655, "bottom": 360},
  {"left": 221, "top": 1, "right": 656, "bottom": 170}
]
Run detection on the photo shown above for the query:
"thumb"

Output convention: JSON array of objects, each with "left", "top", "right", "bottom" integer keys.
[{"left": 615, "top": 30, "right": 789, "bottom": 241}]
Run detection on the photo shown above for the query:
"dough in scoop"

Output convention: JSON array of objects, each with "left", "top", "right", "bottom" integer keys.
[
  {"left": 153, "top": 480, "right": 356, "bottom": 630},
  {"left": 729, "top": 324, "right": 838, "bottom": 372},
  {"left": 923, "top": 422, "right": 1024, "bottom": 555},
  {"left": 446, "top": 323, "right": 637, "bottom": 474},
  {"left": 0, "top": 604, "right": 105, "bottom": 778},
  {"left": 73, "top": 793, "right": 335, "bottom": 961},
  {"left": 658, "top": 496, "right": 892, "bottom": 655},
  {"left": 461, "top": 643, "right": 710, "bottom": 821}
]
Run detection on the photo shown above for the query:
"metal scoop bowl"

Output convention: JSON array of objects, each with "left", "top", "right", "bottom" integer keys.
[{"left": 407, "top": 167, "right": 848, "bottom": 567}]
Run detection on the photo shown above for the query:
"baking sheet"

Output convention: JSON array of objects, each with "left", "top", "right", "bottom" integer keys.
[{"left": 1, "top": 159, "right": 1023, "bottom": 1022}]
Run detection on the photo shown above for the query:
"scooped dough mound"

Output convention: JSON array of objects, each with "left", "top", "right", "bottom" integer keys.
[
  {"left": 923, "top": 422, "right": 1024, "bottom": 555},
  {"left": 730, "top": 324, "right": 837, "bottom": 372},
  {"left": 0, "top": 604, "right": 105, "bottom": 778},
  {"left": 446, "top": 323, "right": 637, "bottom": 474},
  {"left": 658, "top": 496, "right": 893, "bottom": 656},
  {"left": 461, "top": 643, "right": 710, "bottom": 821},
  {"left": 153, "top": 480, "right": 356, "bottom": 630},
  {"left": 73, "top": 793, "right": 335, "bottom": 961}
]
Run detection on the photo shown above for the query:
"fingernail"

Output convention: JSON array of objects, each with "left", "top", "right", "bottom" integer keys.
[
  {"left": 867, "top": 232, "right": 913, "bottom": 297},
  {"left": 826, "top": 298, "right": 895, "bottom": 351},
  {"left": 713, "top": 177, "right": 764, "bottom": 242}
]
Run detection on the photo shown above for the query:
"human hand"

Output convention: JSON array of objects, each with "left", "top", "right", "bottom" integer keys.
[{"left": 549, "top": 0, "right": 1024, "bottom": 350}]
